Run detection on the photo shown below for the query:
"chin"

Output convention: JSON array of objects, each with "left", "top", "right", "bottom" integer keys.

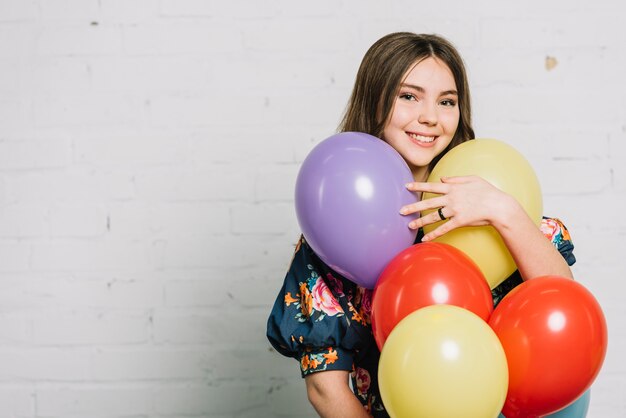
[{"left": 405, "top": 156, "right": 434, "bottom": 169}]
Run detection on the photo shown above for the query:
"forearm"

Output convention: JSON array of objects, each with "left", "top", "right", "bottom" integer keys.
[
  {"left": 305, "top": 371, "right": 371, "bottom": 418},
  {"left": 492, "top": 196, "right": 573, "bottom": 281}
]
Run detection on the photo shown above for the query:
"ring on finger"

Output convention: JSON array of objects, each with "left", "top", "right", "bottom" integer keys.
[{"left": 437, "top": 207, "right": 447, "bottom": 221}]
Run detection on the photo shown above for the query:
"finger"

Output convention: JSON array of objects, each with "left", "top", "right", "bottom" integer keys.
[
  {"left": 421, "top": 218, "right": 458, "bottom": 241},
  {"left": 400, "top": 196, "right": 447, "bottom": 216},
  {"left": 439, "top": 175, "right": 476, "bottom": 184},
  {"left": 406, "top": 181, "right": 450, "bottom": 194},
  {"left": 408, "top": 208, "right": 448, "bottom": 230}
]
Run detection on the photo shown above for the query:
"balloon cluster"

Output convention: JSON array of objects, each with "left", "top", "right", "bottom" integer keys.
[{"left": 295, "top": 133, "right": 607, "bottom": 418}]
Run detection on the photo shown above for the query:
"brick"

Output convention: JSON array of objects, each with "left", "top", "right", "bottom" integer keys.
[
  {"left": 481, "top": 14, "right": 626, "bottom": 49},
  {"left": 33, "top": 94, "right": 139, "bottom": 127},
  {"left": 153, "top": 308, "right": 267, "bottom": 345},
  {"left": 272, "top": 92, "right": 348, "bottom": 129},
  {"left": 148, "top": 93, "right": 282, "bottom": 128},
  {"left": 156, "top": 234, "right": 296, "bottom": 270},
  {"left": 48, "top": 203, "right": 107, "bottom": 238},
  {"left": 0, "top": 274, "right": 163, "bottom": 310},
  {"left": 241, "top": 19, "right": 357, "bottom": 52},
  {"left": 89, "top": 55, "right": 212, "bottom": 93},
  {"left": 107, "top": 201, "right": 231, "bottom": 238},
  {"left": 0, "top": 387, "right": 34, "bottom": 416},
  {"left": 0, "top": 138, "right": 71, "bottom": 170},
  {"left": 153, "top": 383, "right": 266, "bottom": 415},
  {"left": 469, "top": 47, "right": 618, "bottom": 92},
  {"left": 0, "top": 204, "right": 46, "bottom": 238},
  {"left": 0, "top": 348, "right": 91, "bottom": 381},
  {"left": 40, "top": 0, "right": 99, "bottom": 20},
  {"left": 21, "top": 57, "right": 91, "bottom": 94},
  {"left": 95, "top": 169, "right": 137, "bottom": 201},
  {"left": 36, "top": 385, "right": 154, "bottom": 416},
  {"left": 188, "top": 129, "right": 296, "bottom": 165},
  {"left": 31, "top": 238, "right": 150, "bottom": 271},
  {"left": 0, "top": 0, "right": 38, "bottom": 21},
  {"left": 99, "top": 0, "right": 158, "bottom": 24},
  {"left": 159, "top": 0, "right": 277, "bottom": 18},
  {"left": 164, "top": 278, "right": 223, "bottom": 308},
  {"left": 0, "top": 59, "right": 19, "bottom": 94},
  {"left": 0, "top": 100, "right": 31, "bottom": 133},
  {"left": 475, "top": 127, "right": 613, "bottom": 163},
  {"left": 164, "top": 265, "right": 287, "bottom": 309},
  {"left": 31, "top": 311, "right": 150, "bottom": 345},
  {"left": 5, "top": 169, "right": 114, "bottom": 203},
  {"left": 122, "top": 23, "right": 242, "bottom": 55},
  {"left": 474, "top": 86, "right": 622, "bottom": 126},
  {"left": 36, "top": 24, "right": 123, "bottom": 56},
  {"left": 267, "top": 376, "right": 316, "bottom": 417},
  {"left": 73, "top": 133, "right": 186, "bottom": 166},
  {"left": 134, "top": 165, "right": 254, "bottom": 202},
  {"left": 0, "top": 240, "right": 30, "bottom": 272},
  {"left": 91, "top": 348, "right": 210, "bottom": 380},
  {"left": 230, "top": 202, "right": 295, "bottom": 235},
  {"left": 0, "top": 26, "right": 38, "bottom": 58},
  {"left": 0, "top": 313, "right": 32, "bottom": 345},
  {"left": 358, "top": 18, "right": 478, "bottom": 50},
  {"left": 150, "top": 202, "right": 231, "bottom": 235},
  {"left": 210, "top": 53, "right": 355, "bottom": 94},
  {"left": 254, "top": 164, "right": 299, "bottom": 201}
]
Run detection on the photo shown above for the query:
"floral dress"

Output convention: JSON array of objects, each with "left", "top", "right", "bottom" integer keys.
[{"left": 266, "top": 217, "right": 575, "bottom": 417}]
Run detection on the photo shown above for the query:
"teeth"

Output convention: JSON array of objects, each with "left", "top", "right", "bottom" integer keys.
[{"left": 409, "top": 133, "right": 435, "bottom": 142}]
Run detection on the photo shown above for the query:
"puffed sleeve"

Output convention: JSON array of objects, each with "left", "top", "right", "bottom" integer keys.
[
  {"left": 540, "top": 217, "right": 576, "bottom": 266},
  {"left": 267, "top": 236, "right": 363, "bottom": 377}
]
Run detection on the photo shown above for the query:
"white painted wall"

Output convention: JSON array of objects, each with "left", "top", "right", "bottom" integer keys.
[{"left": 0, "top": 0, "right": 623, "bottom": 416}]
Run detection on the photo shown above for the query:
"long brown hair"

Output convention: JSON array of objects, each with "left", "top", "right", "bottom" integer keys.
[{"left": 339, "top": 32, "right": 475, "bottom": 172}]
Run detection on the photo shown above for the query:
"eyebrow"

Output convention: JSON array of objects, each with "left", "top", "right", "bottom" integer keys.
[{"left": 400, "top": 83, "right": 458, "bottom": 96}]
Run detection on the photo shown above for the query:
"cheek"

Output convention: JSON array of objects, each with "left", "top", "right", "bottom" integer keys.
[
  {"left": 442, "top": 111, "right": 461, "bottom": 133},
  {"left": 387, "top": 106, "right": 411, "bottom": 129},
  {"left": 382, "top": 108, "right": 403, "bottom": 139}
]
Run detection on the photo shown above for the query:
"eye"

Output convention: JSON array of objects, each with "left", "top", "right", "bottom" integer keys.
[
  {"left": 399, "top": 93, "right": 417, "bottom": 101},
  {"left": 440, "top": 98, "right": 457, "bottom": 107}
]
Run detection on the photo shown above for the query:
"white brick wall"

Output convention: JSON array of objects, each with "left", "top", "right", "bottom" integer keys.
[{"left": 0, "top": 0, "right": 623, "bottom": 416}]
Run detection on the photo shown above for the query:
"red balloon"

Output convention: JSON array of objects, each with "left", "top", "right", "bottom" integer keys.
[
  {"left": 371, "top": 242, "right": 493, "bottom": 350},
  {"left": 489, "top": 276, "right": 607, "bottom": 418}
]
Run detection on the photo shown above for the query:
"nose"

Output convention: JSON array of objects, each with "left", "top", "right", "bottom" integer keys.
[{"left": 418, "top": 102, "right": 438, "bottom": 126}]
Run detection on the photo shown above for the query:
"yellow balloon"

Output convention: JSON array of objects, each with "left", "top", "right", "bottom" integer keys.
[
  {"left": 378, "top": 305, "right": 508, "bottom": 418},
  {"left": 423, "top": 138, "right": 542, "bottom": 288}
]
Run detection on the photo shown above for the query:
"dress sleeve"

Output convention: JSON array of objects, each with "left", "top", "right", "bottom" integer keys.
[
  {"left": 540, "top": 217, "right": 576, "bottom": 266},
  {"left": 266, "top": 236, "right": 356, "bottom": 377}
]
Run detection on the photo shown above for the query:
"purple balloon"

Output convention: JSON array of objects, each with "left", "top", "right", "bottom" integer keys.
[{"left": 295, "top": 132, "right": 419, "bottom": 288}]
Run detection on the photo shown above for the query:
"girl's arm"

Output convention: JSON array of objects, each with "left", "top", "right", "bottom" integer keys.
[
  {"left": 402, "top": 175, "right": 573, "bottom": 281},
  {"left": 305, "top": 370, "right": 372, "bottom": 418}
]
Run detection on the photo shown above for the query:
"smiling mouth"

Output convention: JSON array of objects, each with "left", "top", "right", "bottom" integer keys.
[{"left": 408, "top": 132, "right": 437, "bottom": 143}]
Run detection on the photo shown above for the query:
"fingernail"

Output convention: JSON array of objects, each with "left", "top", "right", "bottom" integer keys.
[
  {"left": 405, "top": 183, "right": 412, "bottom": 189},
  {"left": 399, "top": 207, "right": 408, "bottom": 215},
  {"left": 409, "top": 221, "right": 417, "bottom": 229}
]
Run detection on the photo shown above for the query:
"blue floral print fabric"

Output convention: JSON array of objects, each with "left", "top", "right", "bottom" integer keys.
[{"left": 267, "top": 217, "right": 575, "bottom": 417}]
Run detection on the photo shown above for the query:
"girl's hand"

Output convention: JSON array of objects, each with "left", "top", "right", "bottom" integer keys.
[{"left": 400, "top": 175, "right": 518, "bottom": 242}]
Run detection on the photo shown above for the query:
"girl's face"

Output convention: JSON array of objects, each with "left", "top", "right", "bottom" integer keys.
[{"left": 382, "top": 57, "right": 460, "bottom": 182}]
